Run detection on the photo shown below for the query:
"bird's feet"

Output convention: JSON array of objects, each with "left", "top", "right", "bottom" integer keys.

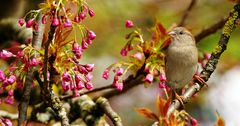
[
  {"left": 172, "top": 90, "right": 185, "bottom": 109},
  {"left": 194, "top": 74, "right": 208, "bottom": 88}
]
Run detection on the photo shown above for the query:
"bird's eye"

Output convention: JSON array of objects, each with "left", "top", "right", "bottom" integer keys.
[{"left": 179, "top": 31, "right": 184, "bottom": 35}]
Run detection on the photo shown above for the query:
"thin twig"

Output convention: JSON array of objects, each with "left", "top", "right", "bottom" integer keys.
[
  {"left": 179, "top": 0, "right": 197, "bottom": 26},
  {"left": 167, "top": 4, "right": 240, "bottom": 117},
  {"left": 18, "top": 13, "right": 45, "bottom": 126},
  {"left": 96, "top": 97, "right": 123, "bottom": 126}
]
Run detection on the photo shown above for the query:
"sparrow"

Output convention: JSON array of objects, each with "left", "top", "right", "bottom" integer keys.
[{"left": 165, "top": 27, "right": 198, "bottom": 102}]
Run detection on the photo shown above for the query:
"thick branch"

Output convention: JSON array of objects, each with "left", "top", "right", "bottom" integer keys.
[
  {"left": 167, "top": 4, "right": 240, "bottom": 117},
  {"left": 179, "top": 0, "right": 196, "bottom": 26},
  {"left": 41, "top": 24, "right": 70, "bottom": 126},
  {"left": 96, "top": 97, "right": 123, "bottom": 126},
  {"left": 18, "top": 13, "right": 45, "bottom": 126}
]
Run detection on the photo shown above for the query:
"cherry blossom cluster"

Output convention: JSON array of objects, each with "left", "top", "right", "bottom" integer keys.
[
  {"left": 18, "top": 1, "right": 95, "bottom": 30},
  {"left": 102, "top": 67, "right": 124, "bottom": 91},
  {"left": 0, "top": 49, "right": 41, "bottom": 105},
  {"left": 61, "top": 64, "right": 94, "bottom": 97}
]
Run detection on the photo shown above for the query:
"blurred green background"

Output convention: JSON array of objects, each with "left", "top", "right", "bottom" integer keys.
[{"left": 1, "top": 0, "right": 240, "bottom": 125}]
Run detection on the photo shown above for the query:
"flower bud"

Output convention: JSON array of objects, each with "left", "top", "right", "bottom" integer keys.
[
  {"left": 0, "top": 70, "right": 6, "bottom": 81},
  {"left": 64, "top": 18, "right": 72, "bottom": 28},
  {"left": 116, "top": 67, "right": 124, "bottom": 76},
  {"left": 191, "top": 118, "right": 198, "bottom": 126},
  {"left": 62, "top": 72, "right": 71, "bottom": 82},
  {"left": 85, "top": 82, "right": 93, "bottom": 90},
  {"left": 5, "top": 96, "right": 14, "bottom": 105},
  {"left": 26, "top": 18, "right": 34, "bottom": 28},
  {"left": 79, "top": 13, "right": 86, "bottom": 20},
  {"left": 120, "top": 48, "right": 127, "bottom": 56},
  {"left": 88, "top": 9, "right": 95, "bottom": 17},
  {"left": 125, "top": 20, "right": 134, "bottom": 28},
  {"left": 62, "top": 81, "right": 70, "bottom": 92},
  {"left": 145, "top": 74, "right": 153, "bottom": 83},
  {"left": 18, "top": 18, "right": 25, "bottom": 26},
  {"left": 88, "top": 30, "right": 96, "bottom": 40},
  {"left": 102, "top": 69, "right": 109, "bottom": 80},
  {"left": 0, "top": 50, "right": 14, "bottom": 59},
  {"left": 85, "top": 73, "right": 93, "bottom": 82},
  {"left": 7, "top": 75, "right": 16, "bottom": 85},
  {"left": 85, "top": 64, "right": 94, "bottom": 72},
  {"left": 8, "top": 89, "right": 14, "bottom": 96},
  {"left": 52, "top": 16, "right": 59, "bottom": 26}
]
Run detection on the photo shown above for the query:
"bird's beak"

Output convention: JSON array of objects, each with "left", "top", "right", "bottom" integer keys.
[{"left": 168, "top": 31, "right": 176, "bottom": 37}]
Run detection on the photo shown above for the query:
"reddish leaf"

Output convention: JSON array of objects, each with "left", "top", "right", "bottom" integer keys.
[
  {"left": 156, "top": 22, "right": 167, "bottom": 36},
  {"left": 160, "top": 38, "right": 171, "bottom": 50},
  {"left": 135, "top": 108, "right": 159, "bottom": 121},
  {"left": 156, "top": 95, "right": 171, "bottom": 117},
  {"left": 214, "top": 112, "right": 225, "bottom": 126}
]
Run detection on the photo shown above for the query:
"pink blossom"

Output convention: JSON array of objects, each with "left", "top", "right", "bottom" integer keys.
[
  {"left": 0, "top": 70, "right": 5, "bottom": 81},
  {"left": 159, "top": 82, "right": 166, "bottom": 89},
  {"left": 42, "top": 15, "right": 47, "bottom": 24},
  {"left": 145, "top": 74, "right": 153, "bottom": 83},
  {"left": 159, "top": 73, "right": 166, "bottom": 82},
  {"left": 113, "top": 82, "right": 123, "bottom": 91},
  {"left": 5, "top": 96, "right": 14, "bottom": 105},
  {"left": 190, "top": 118, "right": 198, "bottom": 126},
  {"left": 79, "top": 13, "right": 86, "bottom": 20},
  {"left": 204, "top": 53, "right": 211, "bottom": 60},
  {"left": 62, "top": 81, "right": 70, "bottom": 92},
  {"left": 8, "top": 89, "right": 14, "bottom": 96},
  {"left": 125, "top": 20, "right": 134, "bottom": 28},
  {"left": 85, "top": 73, "right": 93, "bottom": 82},
  {"left": 74, "top": 16, "right": 81, "bottom": 23},
  {"left": 26, "top": 18, "right": 34, "bottom": 28},
  {"left": 73, "top": 90, "right": 80, "bottom": 97},
  {"left": 116, "top": 67, "right": 124, "bottom": 76},
  {"left": 72, "top": 41, "right": 79, "bottom": 52},
  {"left": 85, "top": 82, "right": 93, "bottom": 90},
  {"left": 88, "top": 9, "right": 95, "bottom": 17},
  {"left": 75, "top": 74, "right": 85, "bottom": 90},
  {"left": 133, "top": 52, "right": 143, "bottom": 60},
  {"left": 120, "top": 48, "right": 127, "bottom": 56},
  {"left": 5, "top": 119, "right": 13, "bottom": 126},
  {"left": 75, "top": 50, "right": 82, "bottom": 59},
  {"left": 0, "top": 50, "right": 14, "bottom": 59},
  {"left": 102, "top": 69, "right": 109, "bottom": 80},
  {"left": 86, "top": 39, "right": 92, "bottom": 45},
  {"left": 7, "top": 75, "right": 16, "bottom": 85},
  {"left": 64, "top": 18, "right": 72, "bottom": 28},
  {"left": 16, "top": 50, "right": 23, "bottom": 58},
  {"left": 30, "top": 57, "right": 39, "bottom": 66},
  {"left": 81, "top": 39, "right": 88, "bottom": 49},
  {"left": 88, "top": 30, "right": 96, "bottom": 40},
  {"left": 52, "top": 16, "right": 59, "bottom": 26},
  {"left": 62, "top": 72, "right": 71, "bottom": 82},
  {"left": 18, "top": 18, "right": 25, "bottom": 26},
  {"left": 78, "top": 66, "right": 88, "bottom": 74},
  {"left": 85, "top": 64, "right": 94, "bottom": 72}
]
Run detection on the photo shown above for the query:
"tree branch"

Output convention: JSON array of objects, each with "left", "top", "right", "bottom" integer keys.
[
  {"left": 96, "top": 97, "right": 123, "bottom": 126},
  {"left": 18, "top": 13, "right": 45, "bottom": 126},
  {"left": 179, "top": 0, "right": 196, "bottom": 26},
  {"left": 166, "top": 4, "right": 240, "bottom": 117}
]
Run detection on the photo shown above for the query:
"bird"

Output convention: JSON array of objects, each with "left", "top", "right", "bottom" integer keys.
[{"left": 165, "top": 27, "right": 198, "bottom": 104}]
